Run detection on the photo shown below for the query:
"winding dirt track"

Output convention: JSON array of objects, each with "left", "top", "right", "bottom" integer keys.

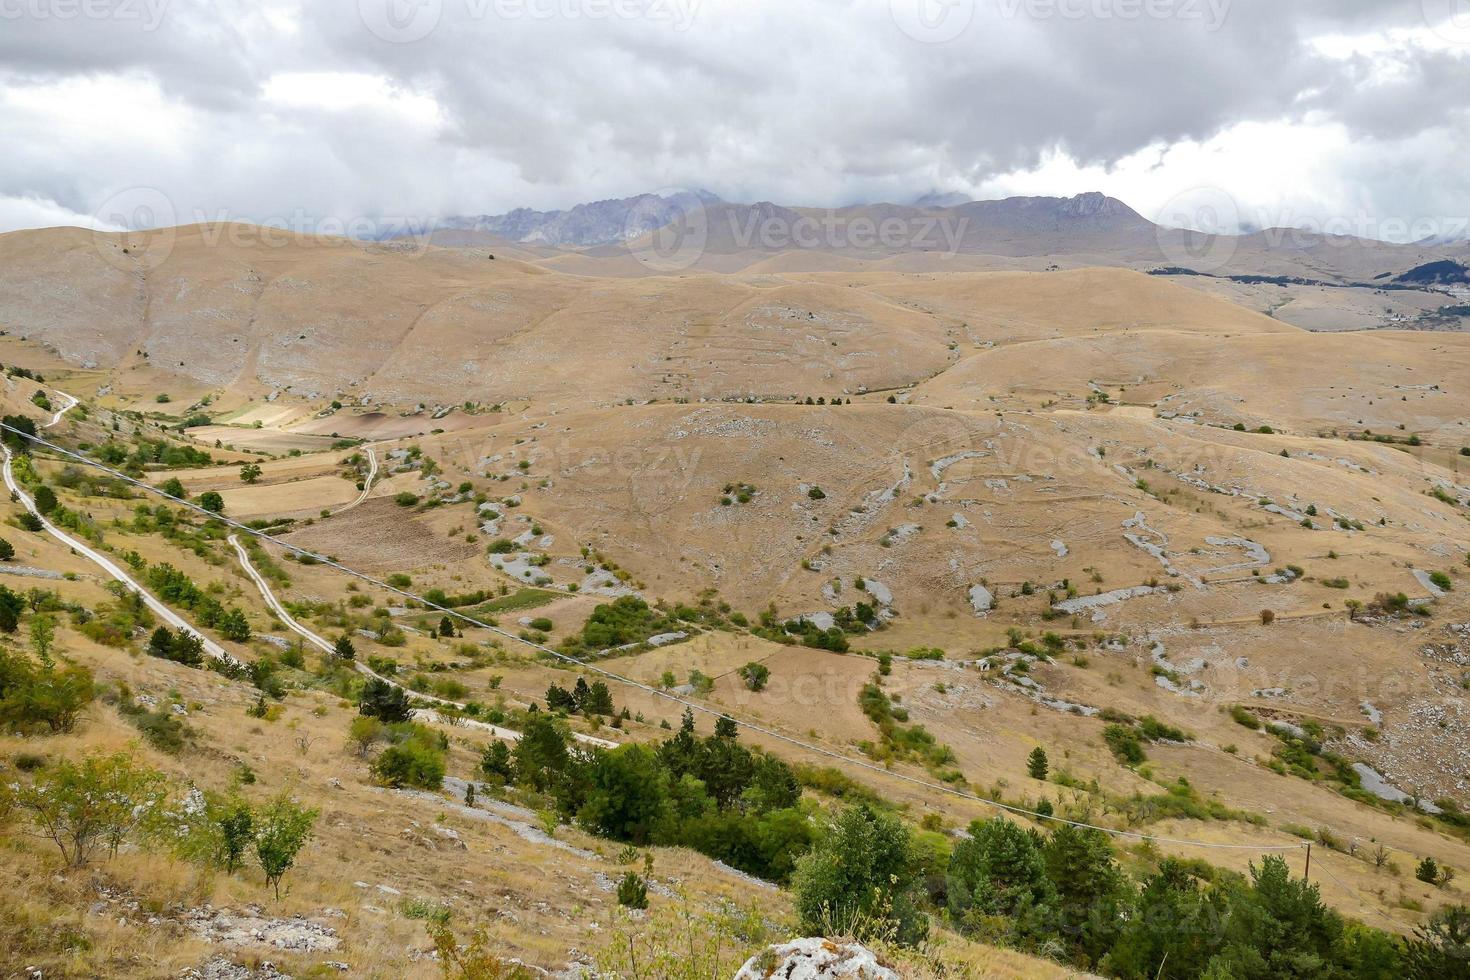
[
  {"left": 2, "top": 388, "right": 236, "bottom": 664},
  {"left": 227, "top": 531, "right": 616, "bottom": 748}
]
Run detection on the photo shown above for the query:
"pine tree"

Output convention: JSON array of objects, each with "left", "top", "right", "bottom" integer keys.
[
  {"left": 1027, "top": 745, "right": 1049, "bottom": 781},
  {"left": 585, "top": 680, "right": 615, "bottom": 716}
]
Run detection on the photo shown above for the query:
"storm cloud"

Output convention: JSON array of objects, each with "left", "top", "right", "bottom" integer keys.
[{"left": 1, "top": 0, "right": 1466, "bottom": 239}]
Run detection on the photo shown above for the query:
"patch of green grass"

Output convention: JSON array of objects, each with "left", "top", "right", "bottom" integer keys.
[{"left": 460, "top": 588, "right": 560, "bottom": 618}]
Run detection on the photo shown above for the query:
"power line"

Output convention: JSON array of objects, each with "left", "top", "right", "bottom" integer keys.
[{"left": 2, "top": 420, "right": 1309, "bottom": 855}]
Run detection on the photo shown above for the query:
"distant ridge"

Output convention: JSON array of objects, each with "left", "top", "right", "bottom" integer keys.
[{"left": 432, "top": 189, "right": 722, "bottom": 248}]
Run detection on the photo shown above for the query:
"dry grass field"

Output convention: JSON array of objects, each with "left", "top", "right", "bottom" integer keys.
[{"left": 0, "top": 226, "right": 1467, "bottom": 977}]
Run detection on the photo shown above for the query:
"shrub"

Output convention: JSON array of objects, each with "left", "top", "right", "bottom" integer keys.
[
  {"left": 616, "top": 872, "right": 649, "bottom": 909},
  {"left": 372, "top": 735, "right": 446, "bottom": 790},
  {"left": 739, "top": 662, "right": 770, "bottom": 692},
  {"left": 0, "top": 647, "right": 94, "bottom": 734},
  {"left": 1230, "top": 705, "right": 1262, "bottom": 730},
  {"left": 395, "top": 492, "right": 420, "bottom": 507},
  {"left": 8, "top": 752, "right": 168, "bottom": 867},
  {"left": 792, "top": 803, "right": 928, "bottom": 946},
  {"left": 1104, "top": 724, "right": 1146, "bottom": 765}
]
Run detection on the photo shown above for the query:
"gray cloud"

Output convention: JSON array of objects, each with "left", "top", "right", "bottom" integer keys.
[{"left": 0, "top": 0, "right": 1466, "bottom": 236}]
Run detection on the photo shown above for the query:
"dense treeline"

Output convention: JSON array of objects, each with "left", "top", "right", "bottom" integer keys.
[
  {"left": 454, "top": 686, "right": 1467, "bottom": 978},
  {"left": 788, "top": 803, "right": 1466, "bottom": 979},
  {"left": 476, "top": 709, "right": 814, "bottom": 882}
]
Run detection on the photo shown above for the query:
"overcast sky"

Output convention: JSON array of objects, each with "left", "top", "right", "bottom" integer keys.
[{"left": 1, "top": 0, "right": 1468, "bottom": 241}]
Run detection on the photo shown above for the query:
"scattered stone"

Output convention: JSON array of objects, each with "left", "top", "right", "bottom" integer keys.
[{"left": 183, "top": 907, "right": 340, "bottom": 952}]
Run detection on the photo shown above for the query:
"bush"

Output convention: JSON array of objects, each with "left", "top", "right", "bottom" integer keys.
[
  {"left": 372, "top": 739, "right": 446, "bottom": 790},
  {"left": 528, "top": 617, "right": 553, "bottom": 631},
  {"left": 394, "top": 492, "right": 420, "bottom": 507},
  {"left": 8, "top": 752, "right": 168, "bottom": 867},
  {"left": 1230, "top": 705, "right": 1262, "bottom": 730},
  {"left": 616, "top": 872, "right": 649, "bottom": 909},
  {"left": 739, "top": 662, "right": 770, "bottom": 692},
  {"left": 792, "top": 803, "right": 928, "bottom": 946},
  {"left": 0, "top": 647, "right": 94, "bottom": 734},
  {"left": 1104, "top": 724, "right": 1146, "bottom": 765}
]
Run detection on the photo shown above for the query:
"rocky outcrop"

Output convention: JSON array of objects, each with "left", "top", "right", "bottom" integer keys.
[{"left": 734, "top": 938, "right": 898, "bottom": 979}]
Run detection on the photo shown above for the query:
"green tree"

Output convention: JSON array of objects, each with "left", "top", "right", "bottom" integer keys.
[
  {"left": 254, "top": 793, "right": 317, "bottom": 899},
  {"left": 578, "top": 744, "right": 670, "bottom": 844},
  {"left": 1107, "top": 859, "right": 1226, "bottom": 979},
  {"left": 1208, "top": 856, "right": 1346, "bottom": 979},
  {"left": 198, "top": 490, "right": 224, "bottom": 514},
  {"left": 616, "top": 871, "right": 649, "bottom": 909},
  {"left": 1043, "top": 824, "right": 1127, "bottom": 964},
  {"left": 0, "top": 584, "right": 21, "bottom": 632},
  {"left": 216, "top": 798, "right": 255, "bottom": 874},
  {"left": 9, "top": 752, "right": 168, "bottom": 867},
  {"left": 240, "top": 462, "right": 262, "bottom": 484},
  {"left": 947, "top": 817, "right": 1053, "bottom": 947},
  {"left": 29, "top": 613, "right": 56, "bottom": 667},
  {"left": 1403, "top": 905, "right": 1470, "bottom": 979},
  {"left": 32, "top": 485, "right": 58, "bottom": 516},
  {"left": 148, "top": 626, "right": 174, "bottom": 660},
  {"left": 347, "top": 715, "right": 384, "bottom": 756},
  {"left": 1418, "top": 856, "right": 1441, "bottom": 885},
  {"left": 739, "top": 662, "right": 770, "bottom": 691},
  {"left": 334, "top": 634, "right": 356, "bottom": 660},
  {"left": 160, "top": 477, "right": 186, "bottom": 499},
  {"left": 792, "top": 803, "right": 928, "bottom": 946},
  {"left": 1, "top": 413, "right": 37, "bottom": 452},
  {"left": 480, "top": 740, "right": 514, "bottom": 784},
  {"left": 513, "top": 714, "right": 571, "bottom": 794},
  {"left": 0, "top": 647, "right": 93, "bottom": 734},
  {"left": 218, "top": 607, "right": 251, "bottom": 642},
  {"left": 0, "top": 538, "right": 14, "bottom": 561},
  {"left": 358, "top": 677, "right": 411, "bottom": 723},
  {"left": 1027, "top": 745, "right": 1049, "bottom": 780},
  {"left": 584, "top": 680, "right": 615, "bottom": 716}
]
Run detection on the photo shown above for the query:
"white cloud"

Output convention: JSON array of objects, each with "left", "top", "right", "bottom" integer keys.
[
  {"left": 0, "top": 0, "right": 1465, "bottom": 235},
  {"left": 0, "top": 194, "right": 120, "bottom": 234}
]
